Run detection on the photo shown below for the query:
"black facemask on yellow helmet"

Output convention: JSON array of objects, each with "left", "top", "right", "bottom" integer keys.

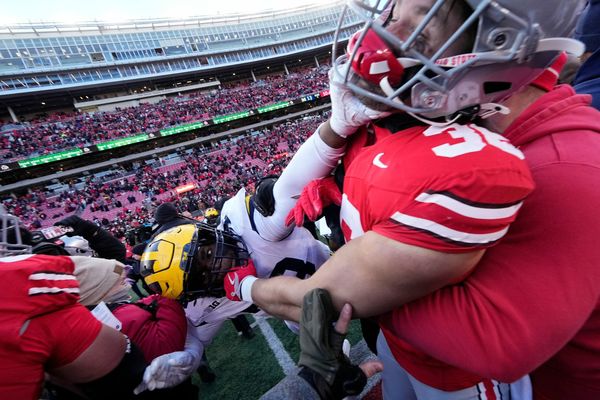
[
  {"left": 203, "top": 207, "right": 219, "bottom": 226},
  {"left": 140, "top": 222, "right": 249, "bottom": 303}
]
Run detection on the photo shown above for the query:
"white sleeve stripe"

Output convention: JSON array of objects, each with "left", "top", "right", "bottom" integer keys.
[
  {"left": 415, "top": 193, "right": 523, "bottom": 220},
  {"left": 476, "top": 382, "right": 488, "bottom": 399},
  {"left": 28, "top": 287, "right": 80, "bottom": 295},
  {"left": 0, "top": 255, "right": 34, "bottom": 262},
  {"left": 391, "top": 212, "right": 509, "bottom": 244},
  {"left": 369, "top": 60, "right": 391, "bottom": 75},
  {"left": 492, "top": 379, "right": 502, "bottom": 398},
  {"left": 547, "top": 67, "right": 559, "bottom": 78},
  {"left": 29, "top": 273, "right": 77, "bottom": 281}
]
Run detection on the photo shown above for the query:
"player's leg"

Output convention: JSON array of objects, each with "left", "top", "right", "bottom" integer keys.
[
  {"left": 377, "top": 331, "right": 516, "bottom": 400},
  {"left": 409, "top": 374, "right": 511, "bottom": 400},
  {"left": 376, "top": 332, "right": 417, "bottom": 400}
]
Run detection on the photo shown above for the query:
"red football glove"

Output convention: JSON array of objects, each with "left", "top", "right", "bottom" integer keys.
[
  {"left": 224, "top": 259, "right": 257, "bottom": 301},
  {"left": 286, "top": 176, "right": 342, "bottom": 227}
]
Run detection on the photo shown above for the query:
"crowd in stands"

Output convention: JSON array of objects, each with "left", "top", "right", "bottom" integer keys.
[
  {"left": 0, "top": 65, "right": 329, "bottom": 163},
  {"left": 0, "top": 112, "right": 328, "bottom": 244}
]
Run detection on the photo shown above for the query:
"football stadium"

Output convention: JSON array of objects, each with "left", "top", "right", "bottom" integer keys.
[{"left": 1, "top": 0, "right": 599, "bottom": 399}]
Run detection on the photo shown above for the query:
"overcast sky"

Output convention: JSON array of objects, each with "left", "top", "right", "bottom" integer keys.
[{"left": 0, "top": 0, "right": 332, "bottom": 25}]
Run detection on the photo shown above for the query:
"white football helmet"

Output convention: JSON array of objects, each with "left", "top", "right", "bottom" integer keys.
[
  {"left": 0, "top": 205, "right": 31, "bottom": 257},
  {"left": 333, "top": 0, "right": 586, "bottom": 120},
  {"left": 60, "top": 235, "right": 95, "bottom": 257}
]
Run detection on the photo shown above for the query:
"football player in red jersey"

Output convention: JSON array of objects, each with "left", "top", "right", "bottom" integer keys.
[
  {"left": 224, "top": 0, "right": 594, "bottom": 399},
  {"left": 0, "top": 209, "right": 144, "bottom": 400},
  {"left": 375, "top": 38, "right": 600, "bottom": 400}
]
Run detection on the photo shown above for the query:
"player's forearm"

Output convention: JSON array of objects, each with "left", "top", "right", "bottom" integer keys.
[
  {"left": 276, "top": 121, "right": 345, "bottom": 195},
  {"left": 319, "top": 119, "right": 347, "bottom": 149},
  {"left": 259, "top": 122, "right": 346, "bottom": 240},
  {"left": 296, "top": 232, "right": 483, "bottom": 318},
  {"left": 251, "top": 276, "right": 305, "bottom": 322}
]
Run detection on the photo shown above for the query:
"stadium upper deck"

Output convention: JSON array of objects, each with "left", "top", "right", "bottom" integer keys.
[{"left": 0, "top": 1, "right": 359, "bottom": 115}]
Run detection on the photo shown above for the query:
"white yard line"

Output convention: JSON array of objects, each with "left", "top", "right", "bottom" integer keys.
[{"left": 256, "top": 317, "right": 297, "bottom": 375}]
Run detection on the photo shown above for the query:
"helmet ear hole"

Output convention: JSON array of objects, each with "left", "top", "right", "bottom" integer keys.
[{"left": 483, "top": 81, "right": 512, "bottom": 95}]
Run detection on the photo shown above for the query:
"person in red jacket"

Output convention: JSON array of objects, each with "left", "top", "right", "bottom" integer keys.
[
  {"left": 0, "top": 254, "right": 142, "bottom": 400},
  {"left": 114, "top": 294, "right": 187, "bottom": 364},
  {"left": 225, "top": 1, "right": 593, "bottom": 399},
  {"left": 381, "top": 78, "right": 600, "bottom": 400}
]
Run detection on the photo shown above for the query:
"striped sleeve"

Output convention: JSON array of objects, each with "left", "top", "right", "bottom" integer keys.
[
  {"left": 23, "top": 255, "right": 82, "bottom": 306},
  {"left": 28, "top": 270, "right": 79, "bottom": 296},
  {"left": 372, "top": 189, "right": 529, "bottom": 253}
]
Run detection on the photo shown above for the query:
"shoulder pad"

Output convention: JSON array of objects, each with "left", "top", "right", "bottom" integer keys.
[{"left": 252, "top": 176, "right": 278, "bottom": 217}]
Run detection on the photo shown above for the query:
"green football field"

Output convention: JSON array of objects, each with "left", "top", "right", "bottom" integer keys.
[{"left": 193, "top": 314, "right": 380, "bottom": 400}]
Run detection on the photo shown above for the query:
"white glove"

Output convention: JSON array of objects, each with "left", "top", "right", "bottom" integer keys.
[
  {"left": 134, "top": 319, "right": 204, "bottom": 394},
  {"left": 328, "top": 65, "right": 391, "bottom": 138},
  {"left": 134, "top": 350, "right": 201, "bottom": 393}
]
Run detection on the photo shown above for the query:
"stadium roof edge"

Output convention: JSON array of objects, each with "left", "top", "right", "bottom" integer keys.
[{"left": 0, "top": 1, "right": 346, "bottom": 35}]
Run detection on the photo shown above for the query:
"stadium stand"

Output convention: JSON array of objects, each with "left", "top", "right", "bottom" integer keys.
[
  {"left": 0, "top": 66, "right": 329, "bottom": 163},
  {"left": 1, "top": 113, "right": 328, "bottom": 240},
  {"left": 0, "top": 0, "right": 356, "bottom": 243},
  {"left": 0, "top": 3, "right": 385, "bottom": 400},
  {"left": 0, "top": 2, "right": 356, "bottom": 185}
]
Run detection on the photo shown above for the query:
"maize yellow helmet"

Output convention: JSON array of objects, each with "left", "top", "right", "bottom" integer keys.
[
  {"left": 140, "top": 222, "right": 249, "bottom": 303},
  {"left": 203, "top": 207, "right": 220, "bottom": 226},
  {"left": 204, "top": 208, "right": 219, "bottom": 219}
]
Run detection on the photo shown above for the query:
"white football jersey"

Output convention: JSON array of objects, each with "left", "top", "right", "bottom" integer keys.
[
  {"left": 185, "top": 296, "right": 251, "bottom": 344},
  {"left": 185, "top": 187, "right": 330, "bottom": 343},
  {"left": 219, "top": 187, "right": 330, "bottom": 280}
]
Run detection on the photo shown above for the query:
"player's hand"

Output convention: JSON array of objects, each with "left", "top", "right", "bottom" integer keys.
[
  {"left": 54, "top": 215, "right": 98, "bottom": 238},
  {"left": 134, "top": 351, "right": 201, "bottom": 394},
  {"left": 224, "top": 259, "right": 257, "bottom": 302},
  {"left": 286, "top": 177, "right": 342, "bottom": 227},
  {"left": 328, "top": 65, "right": 391, "bottom": 138},
  {"left": 298, "top": 289, "right": 382, "bottom": 399}
]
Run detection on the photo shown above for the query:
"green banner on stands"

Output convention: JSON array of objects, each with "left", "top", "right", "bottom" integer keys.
[
  {"left": 161, "top": 121, "right": 209, "bottom": 136},
  {"left": 212, "top": 111, "right": 251, "bottom": 125},
  {"left": 257, "top": 101, "right": 292, "bottom": 113},
  {"left": 97, "top": 134, "right": 149, "bottom": 151},
  {"left": 10, "top": 91, "right": 326, "bottom": 171},
  {"left": 18, "top": 148, "right": 84, "bottom": 168}
]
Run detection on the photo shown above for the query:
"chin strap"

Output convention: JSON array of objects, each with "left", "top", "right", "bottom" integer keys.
[
  {"left": 406, "top": 111, "right": 460, "bottom": 127},
  {"left": 536, "top": 37, "right": 585, "bottom": 57},
  {"left": 408, "top": 102, "right": 511, "bottom": 127},
  {"left": 478, "top": 103, "right": 511, "bottom": 119}
]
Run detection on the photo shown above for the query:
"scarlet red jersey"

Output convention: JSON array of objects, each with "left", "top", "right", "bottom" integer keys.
[
  {"left": 0, "top": 255, "right": 101, "bottom": 400},
  {"left": 340, "top": 122, "right": 534, "bottom": 252},
  {"left": 378, "top": 86, "right": 600, "bottom": 397}
]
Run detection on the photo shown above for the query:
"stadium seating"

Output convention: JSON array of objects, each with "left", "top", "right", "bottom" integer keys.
[
  {"left": 0, "top": 66, "right": 329, "bottom": 163},
  {"left": 1, "top": 113, "right": 328, "bottom": 241}
]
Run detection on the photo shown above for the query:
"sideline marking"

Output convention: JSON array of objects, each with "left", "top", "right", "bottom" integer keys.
[{"left": 256, "top": 317, "right": 297, "bottom": 375}]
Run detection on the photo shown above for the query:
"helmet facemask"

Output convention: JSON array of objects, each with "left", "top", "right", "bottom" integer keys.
[
  {"left": 182, "top": 224, "right": 250, "bottom": 302},
  {"left": 0, "top": 206, "right": 31, "bottom": 258},
  {"left": 334, "top": 0, "right": 585, "bottom": 121}
]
